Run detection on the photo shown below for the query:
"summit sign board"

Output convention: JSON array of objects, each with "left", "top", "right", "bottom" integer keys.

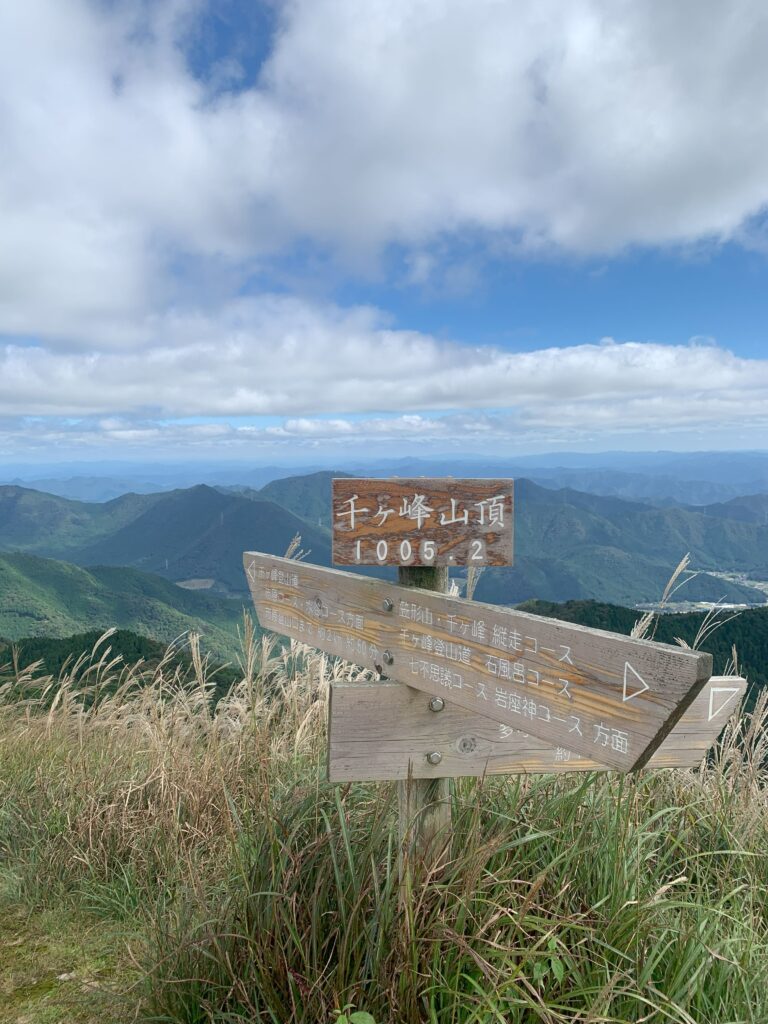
[
  {"left": 243, "top": 552, "right": 712, "bottom": 772},
  {"left": 332, "top": 478, "right": 514, "bottom": 567}
]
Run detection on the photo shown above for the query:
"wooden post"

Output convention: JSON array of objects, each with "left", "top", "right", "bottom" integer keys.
[{"left": 397, "top": 565, "right": 452, "bottom": 877}]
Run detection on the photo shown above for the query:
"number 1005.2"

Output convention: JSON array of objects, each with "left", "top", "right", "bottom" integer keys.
[{"left": 354, "top": 538, "right": 486, "bottom": 563}]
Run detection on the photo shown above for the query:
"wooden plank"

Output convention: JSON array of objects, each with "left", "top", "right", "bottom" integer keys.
[
  {"left": 243, "top": 552, "right": 712, "bottom": 771},
  {"left": 327, "top": 676, "right": 747, "bottom": 781},
  {"left": 332, "top": 478, "right": 514, "bottom": 566}
]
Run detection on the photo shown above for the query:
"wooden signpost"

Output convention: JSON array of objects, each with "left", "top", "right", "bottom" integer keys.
[
  {"left": 243, "top": 475, "right": 744, "bottom": 879},
  {"left": 243, "top": 551, "right": 712, "bottom": 771},
  {"left": 332, "top": 478, "right": 514, "bottom": 567},
  {"left": 327, "top": 675, "right": 747, "bottom": 781}
]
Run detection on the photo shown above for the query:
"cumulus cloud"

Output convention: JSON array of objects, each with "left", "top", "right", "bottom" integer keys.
[
  {"left": 3, "top": 0, "right": 768, "bottom": 341},
  {"left": 3, "top": 1, "right": 768, "bottom": 458}
]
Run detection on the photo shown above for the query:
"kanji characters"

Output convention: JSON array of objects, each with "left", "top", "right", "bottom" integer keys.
[
  {"left": 399, "top": 493, "right": 434, "bottom": 528},
  {"left": 335, "top": 494, "right": 369, "bottom": 529},
  {"left": 474, "top": 494, "right": 506, "bottom": 526}
]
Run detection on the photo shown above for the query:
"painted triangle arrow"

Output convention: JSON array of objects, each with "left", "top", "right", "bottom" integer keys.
[
  {"left": 707, "top": 686, "right": 741, "bottom": 721},
  {"left": 623, "top": 661, "right": 650, "bottom": 702}
]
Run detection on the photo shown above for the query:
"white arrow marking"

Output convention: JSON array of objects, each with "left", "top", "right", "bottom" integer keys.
[
  {"left": 707, "top": 686, "right": 741, "bottom": 722},
  {"left": 623, "top": 661, "right": 650, "bottom": 702},
  {"left": 247, "top": 561, "right": 257, "bottom": 582}
]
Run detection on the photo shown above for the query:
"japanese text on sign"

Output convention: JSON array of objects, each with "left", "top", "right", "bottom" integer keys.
[
  {"left": 332, "top": 478, "right": 514, "bottom": 567},
  {"left": 244, "top": 552, "right": 712, "bottom": 771}
]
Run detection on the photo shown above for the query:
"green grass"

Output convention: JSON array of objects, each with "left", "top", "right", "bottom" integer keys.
[
  {"left": 0, "top": 902, "right": 139, "bottom": 1023},
  {"left": 0, "top": 627, "right": 766, "bottom": 1023}
]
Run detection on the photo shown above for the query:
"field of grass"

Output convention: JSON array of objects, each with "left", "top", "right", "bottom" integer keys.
[{"left": 1, "top": 623, "right": 767, "bottom": 1023}]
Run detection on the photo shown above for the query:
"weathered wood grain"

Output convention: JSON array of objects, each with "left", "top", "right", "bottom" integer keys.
[
  {"left": 327, "top": 676, "right": 747, "bottom": 781},
  {"left": 332, "top": 478, "right": 514, "bottom": 567},
  {"left": 243, "top": 552, "right": 712, "bottom": 771},
  {"left": 396, "top": 564, "right": 452, "bottom": 872}
]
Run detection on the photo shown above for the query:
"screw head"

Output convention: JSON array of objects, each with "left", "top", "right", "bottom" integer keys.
[
  {"left": 426, "top": 751, "right": 443, "bottom": 766},
  {"left": 428, "top": 697, "right": 445, "bottom": 713},
  {"left": 382, "top": 598, "right": 394, "bottom": 612},
  {"left": 382, "top": 650, "right": 394, "bottom": 665}
]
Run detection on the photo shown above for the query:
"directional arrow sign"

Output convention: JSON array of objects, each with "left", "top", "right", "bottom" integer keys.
[
  {"left": 327, "top": 676, "right": 746, "bottom": 781},
  {"left": 708, "top": 685, "right": 742, "bottom": 721},
  {"left": 244, "top": 552, "right": 712, "bottom": 771},
  {"left": 623, "top": 662, "right": 650, "bottom": 702}
]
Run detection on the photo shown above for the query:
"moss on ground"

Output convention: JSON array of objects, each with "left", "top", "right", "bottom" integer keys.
[{"left": 0, "top": 893, "right": 140, "bottom": 1024}]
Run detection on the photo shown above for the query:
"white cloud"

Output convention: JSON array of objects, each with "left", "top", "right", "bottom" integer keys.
[
  {"left": 3, "top": 0, "right": 768, "bottom": 343},
  {"left": 3, "top": 1, "right": 768, "bottom": 459},
  {"left": 4, "top": 297, "right": 768, "bottom": 417},
  {"left": 1, "top": 291, "right": 768, "bottom": 454}
]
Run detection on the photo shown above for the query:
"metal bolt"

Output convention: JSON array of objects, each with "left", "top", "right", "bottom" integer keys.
[
  {"left": 382, "top": 598, "right": 394, "bottom": 612},
  {"left": 428, "top": 697, "right": 445, "bottom": 713},
  {"left": 382, "top": 650, "right": 394, "bottom": 665},
  {"left": 426, "top": 751, "right": 443, "bottom": 766}
]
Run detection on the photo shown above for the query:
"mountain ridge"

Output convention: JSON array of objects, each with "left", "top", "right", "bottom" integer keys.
[
  {"left": 1, "top": 476, "right": 766, "bottom": 606},
  {"left": 0, "top": 552, "right": 249, "bottom": 659}
]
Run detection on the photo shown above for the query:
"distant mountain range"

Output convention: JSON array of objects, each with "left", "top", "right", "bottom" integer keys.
[
  {"left": 0, "top": 483, "right": 331, "bottom": 594},
  {"left": 4, "top": 449, "right": 768, "bottom": 505},
  {"left": 0, "top": 553, "right": 249, "bottom": 659},
  {"left": 1, "top": 474, "right": 767, "bottom": 608},
  {"left": 238, "top": 472, "right": 768, "bottom": 606}
]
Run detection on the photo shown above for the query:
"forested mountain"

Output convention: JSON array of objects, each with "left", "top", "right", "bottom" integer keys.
[
  {"left": 1, "top": 476, "right": 767, "bottom": 605},
  {"left": 691, "top": 492, "right": 768, "bottom": 525},
  {"left": 0, "top": 484, "right": 331, "bottom": 594},
  {"left": 0, "top": 485, "right": 163, "bottom": 553},
  {"left": 257, "top": 470, "right": 351, "bottom": 528},
  {"left": 0, "top": 553, "right": 249, "bottom": 659}
]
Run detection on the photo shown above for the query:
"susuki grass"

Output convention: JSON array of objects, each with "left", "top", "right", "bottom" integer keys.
[{"left": 1, "top": 623, "right": 767, "bottom": 1023}]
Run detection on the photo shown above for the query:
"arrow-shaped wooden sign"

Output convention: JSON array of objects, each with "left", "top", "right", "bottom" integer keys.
[
  {"left": 244, "top": 552, "right": 713, "bottom": 771},
  {"left": 327, "top": 675, "right": 746, "bottom": 781}
]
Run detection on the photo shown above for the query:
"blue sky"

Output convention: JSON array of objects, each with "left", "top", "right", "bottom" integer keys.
[{"left": 1, "top": 0, "right": 768, "bottom": 463}]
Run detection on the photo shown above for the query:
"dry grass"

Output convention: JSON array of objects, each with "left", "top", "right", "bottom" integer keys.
[{"left": 1, "top": 622, "right": 767, "bottom": 1023}]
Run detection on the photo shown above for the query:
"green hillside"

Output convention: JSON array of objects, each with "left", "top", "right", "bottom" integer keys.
[
  {"left": 475, "top": 551, "right": 760, "bottom": 607},
  {"left": 0, "top": 628, "right": 243, "bottom": 701},
  {"left": 692, "top": 491, "right": 768, "bottom": 525},
  {"left": 258, "top": 469, "right": 351, "bottom": 528},
  {"left": 0, "top": 485, "right": 162, "bottom": 553},
  {"left": 0, "top": 553, "right": 250, "bottom": 660},
  {"left": 76, "top": 485, "right": 332, "bottom": 592},
  {"left": 511, "top": 479, "right": 768, "bottom": 571},
  {"left": 0, "top": 628, "right": 172, "bottom": 676},
  {"left": 0, "top": 484, "right": 332, "bottom": 595},
  {"left": 2, "top": 476, "right": 767, "bottom": 605}
]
